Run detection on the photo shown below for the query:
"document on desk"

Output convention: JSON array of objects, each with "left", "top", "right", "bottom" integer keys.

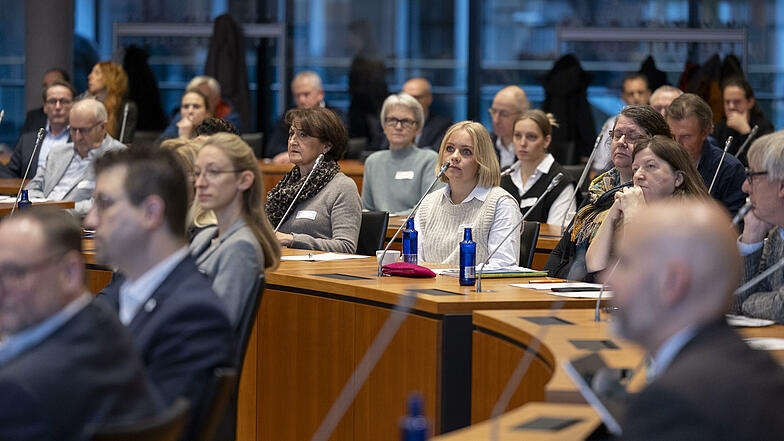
[
  {"left": 744, "top": 338, "right": 784, "bottom": 351},
  {"left": 726, "top": 314, "right": 775, "bottom": 327},
  {"left": 0, "top": 195, "right": 50, "bottom": 203},
  {"left": 281, "top": 253, "right": 371, "bottom": 262},
  {"left": 511, "top": 282, "right": 613, "bottom": 299}
]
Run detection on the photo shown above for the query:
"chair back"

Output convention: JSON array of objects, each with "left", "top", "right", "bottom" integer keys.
[
  {"left": 89, "top": 398, "right": 189, "bottom": 441},
  {"left": 356, "top": 211, "right": 389, "bottom": 256},
  {"left": 519, "top": 221, "right": 541, "bottom": 268},
  {"left": 193, "top": 368, "right": 238, "bottom": 441},
  {"left": 234, "top": 276, "right": 265, "bottom": 372}
]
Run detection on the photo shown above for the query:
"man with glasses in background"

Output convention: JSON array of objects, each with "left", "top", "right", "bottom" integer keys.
[
  {"left": 1, "top": 81, "right": 77, "bottom": 179},
  {"left": 488, "top": 85, "right": 530, "bottom": 169},
  {"left": 25, "top": 98, "right": 126, "bottom": 216}
]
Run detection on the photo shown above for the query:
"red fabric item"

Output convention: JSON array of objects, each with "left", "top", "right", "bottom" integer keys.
[{"left": 381, "top": 262, "right": 436, "bottom": 278}]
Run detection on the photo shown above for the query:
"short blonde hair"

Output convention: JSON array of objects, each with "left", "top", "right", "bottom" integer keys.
[{"left": 436, "top": 121, "right": 501, "bottom": 187}]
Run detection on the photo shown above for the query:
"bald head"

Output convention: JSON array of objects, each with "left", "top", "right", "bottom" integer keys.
[
  {"left": 490, "top": 86, "right": 530, "bottom": 143},
  {"left": 608, "top": 199, "right": 740, "bottom": 351},
  {"left": 402, "top": 78, "right": 433, "bottom": 115}
]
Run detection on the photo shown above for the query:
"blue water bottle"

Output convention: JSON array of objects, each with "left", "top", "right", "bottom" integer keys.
[
  {"left": 18, "top": 190, "right": 32, "bottom": 209},
  {"left": 399, "top": 394, "right": 428, "bottom": 440},
  {"left": 459, "top": 227, "right": 476, "bottom": 286},
  {"left": 402, "top": 218, "right": 418, "bottom": 264}
]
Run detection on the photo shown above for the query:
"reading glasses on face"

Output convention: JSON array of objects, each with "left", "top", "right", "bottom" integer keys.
[
  {"left": 609, "top": 130, "right": 646, "bottom": 144},
  {"left": 69, "top": 121, "right": 101, "bottom": 136},
  {"left": 46, "top": 98, "right": 72, "bottom": 106},
  {"left": 193, "top": 168, "right": 241, "bottom": 182},
  {"left": 745, "top": 168, "right": 769, "bottom": 185},
  {"left": 384, "top": 117, "right": 416, "bottom": 129}
]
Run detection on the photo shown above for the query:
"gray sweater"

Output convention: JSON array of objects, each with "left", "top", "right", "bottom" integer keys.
[
  {"left": 737, "top": 228, "right": 784, "bottom": 322},
  {"left": 361, "top": 146, "right": 442, "bottom": 216},
  {"left": 277, "top": 172, "right": 362, "bottom": 253}
]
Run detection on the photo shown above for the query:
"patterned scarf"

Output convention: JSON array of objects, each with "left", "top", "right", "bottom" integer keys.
[
  {"left": 570, "top": 168, "right": 626, "bottom": 246},
  {"left": 265, "top": 160, "right": 341, "bottom": 227}
]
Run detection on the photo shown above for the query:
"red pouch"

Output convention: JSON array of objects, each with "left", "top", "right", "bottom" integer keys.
[{"left": 381, "top": 262, "right": 436, "bottom": 278}]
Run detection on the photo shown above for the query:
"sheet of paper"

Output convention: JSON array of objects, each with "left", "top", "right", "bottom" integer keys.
[
  {"left": 745, "top": 337, "right": 784, "bottom": 351},
  {"left": 281, "top": 253, "right": 371, "bottom": 262},
  {"left": 433, "top": 266, "right": 542, "bottom": 276},
  {"left": 0, "top": 195, "right": 49, "bottom": 203},
  {"left": 726, "top": 314, "right": 775, "bottom": 328},
  {"left": 511, "top": 282, "right": 613, "bottom": 299}
]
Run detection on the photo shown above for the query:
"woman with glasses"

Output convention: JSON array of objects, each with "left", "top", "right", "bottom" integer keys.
[
  {"left": 189, "top": 133, "right": 281, "bottom": 324},
  {"left": 81, "top": 61, "right": 137, "bottom": 144},
  {"left": 544, "top": 105, "right": 673, "bottom": 280},
  {"left": 585, "top": 135, "right": 709, "bottom": 272},
  {"left": 266, "top": 107, "right": 362, "bottom": 253},
  {"left": 362, "top": 93, "right": 442, "bottom": 216},
  {"left": 500, "top": 109, "right": 576, "bottom": 225},
  {"left": 415, "top": 121, "right": 521, "bottom": 266}
]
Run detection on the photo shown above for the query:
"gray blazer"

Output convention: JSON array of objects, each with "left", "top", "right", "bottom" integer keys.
[
  {"left": 25, "top": 134, "right": 126, "bottom": 216},
  {"left": 189, "top": 218, "right": 263, "bottom": 325}
]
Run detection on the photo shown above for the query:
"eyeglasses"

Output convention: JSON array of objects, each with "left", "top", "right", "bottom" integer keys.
[
  {"left": 745, "top": 168, "right": 769, "bottom": 185},
  {"left": 488, "top": 108, "right": 517, "bottom": 119},
  {"left": 609, "top": 130, "right": 647, "bottom": 145},
  {"left": 0, "top": 252, "right": 65, "bottom": 289},
  {"left": 288, "top": 129, "right": 312, "bottom": 141},
  {"left": 193, "top": 168, "right": 241, "bottom": 182},
  {"left": 384, "top": 117, "right": 416, "bottom": 129},
  {"left": 45, "top": 98, "right": 72, "bottom": 106},
  {"left": 69, "top": 121, "right": 102, "bottom": 136}
]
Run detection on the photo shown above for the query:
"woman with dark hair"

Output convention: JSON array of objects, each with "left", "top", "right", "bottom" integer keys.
[
  {"left": 266, "top": 107, "right": 362, "bottom": 253},
  {"left": 176, "top": 90, "right": 213, "bottom": 140},
  {"left": 712, "top": 76, "right": 775, "bottom": 165},
  {"left": 585, "top": 135, "right": 710, "bottom": 272},
  {"left": 189, "top": 133, "right": 281, "bottom": 324},
  {"left": 544, "top": 104, "right": 673, "bottom": 280},
  {"left": 83, "top": 61, "right": 137, "bottom": 143}
]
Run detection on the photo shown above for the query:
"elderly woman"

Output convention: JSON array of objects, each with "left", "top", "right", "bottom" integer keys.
[
  {"left": 83, "top": 61, "right": 137, "bottom": 143},
  {"left": 585, "top": 135, "right": 710, "bottom": 272},
  {"left": 415, "top": 121, "right": 521, "bottom": 267},
  {"left": 544, "top": 105, "right": 673, "bottom": 280},
  {"left": 266, "top": 107, "right": 362, "bottom": 253},
  {"left": 362, "top": 93, "right": 442, "bottom": 215},
  {"left": 189, "top": 133, "right": 281, "bottom": 324},
  {"left": 500, "top": 109, "right": 576, "bottom": 224}
]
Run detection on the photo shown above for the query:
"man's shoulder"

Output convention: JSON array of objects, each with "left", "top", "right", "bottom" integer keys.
[
  {"left": 156, "top": 256, "right": 222, "bottom": 307},
  {"left": 98, "top": 136, "right": 128, "bottom": 153}
]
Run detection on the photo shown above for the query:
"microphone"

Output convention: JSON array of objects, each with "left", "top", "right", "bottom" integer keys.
[
  {"left": 734, "top": 125, "right": 759, "bottom": 159},
  {"left": 560, "top": 131, "right": 604, "bottom": 232},
  {"left": 11, "top": 128, "right": 45, "bottom": 217},
  {"left": 119, "top": 102, "right": 130, "bottom": 144},
  {"left": 732, "top": 199, "right": 752, "bottom": 226},
  {"left": 708, "top": 136, "right": 733, "bottom": 195},
  {"left": 475, "top": 172, "right": 564, "bottom": 292},
  {"left": 376, "top": 162, "right": 451, "bottom": 276},
  {"left": 274, "top": 153, "right": 325, "bottom": 233},
  {"left": 500, "top": 167, "right": 513, "bottom": 178},
  {"left": 0, "top": 109, "right": 4, "bottom": 125}
]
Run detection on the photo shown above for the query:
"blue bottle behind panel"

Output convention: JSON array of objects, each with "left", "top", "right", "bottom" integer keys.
[
  {"left": 402, "top": 218, "right": 418, "bottom": 264},
  {"left": 17, "top": 190, "right": 32, "bottom": 209},
  {"left": 459, "top": 227, "right": 476, "bottom": 286},
  {"left": 399, "top": 394, "right": 428, "bottom": 440}
]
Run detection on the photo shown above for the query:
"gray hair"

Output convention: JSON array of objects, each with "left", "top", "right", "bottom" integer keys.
[
  {"left": 72, "top": 98, "right": 107, "bottom": 123},
  {"left": 186, "top": 75, "right": 221, "bottom": 99},
  {"left": 380, "top": 93, "right": 424, "bottom": 129},
  {"left": 650, "top": 85, "right": 683, "bottom": 103},
  {"left": 292, "top": 71, "right": 323, "bottom": 91},
  {"left": 666, "top": 93, "right": 713, "bottom": 134},
  {"left": 747, "top": 131, "right": 784, "bottom": 181}
]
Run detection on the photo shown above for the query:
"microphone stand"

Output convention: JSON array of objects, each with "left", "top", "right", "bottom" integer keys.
[
  {"left": 560, "top": 132, "right": 603, "bottom": 233},
  {"left": 274, "top": 154, "right": 324, "bottom": 233},
  {"left": 475, "top": 172, "right": 564, "bottom": 292},
  {"left": 0, "top": 109, "right": 4, "bottom": 125},
  {"left": 732, "top": 200, "right": 752, "bottom": 226},
  {"left": 734, "top": 125, "right": 759, "bottom": 159},
  {"left": 119, "top": 103, "right": 129, "bottom": 144},
  {"left": 708, "top": 136, "right": 733, "bottom": 195},
  {"left": 377, "top": 162, "right": 451, "bottom": 276},
  {"left": 11, "top": 128, "right": 45, "bottom": 217},
  {"left": 594, "top": 259, "right": 620, "bottom": 322}
]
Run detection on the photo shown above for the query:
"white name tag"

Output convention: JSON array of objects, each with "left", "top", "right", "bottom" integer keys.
[
  {"left": 296, "top": 210, "right": 317, "bottom": 220},
  {"left": 395, "top": 170, "right": 415, "bottom": 180},
  {"left": 519, "top": 197, "right": 538, "bottom": 209},
  {"left": 77, "top": 180, "right": 95, "bottom": 190}
]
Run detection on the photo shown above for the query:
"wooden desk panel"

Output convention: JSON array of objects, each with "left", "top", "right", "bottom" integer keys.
[{"left": 0, "top": 178, "right": 28, "bottom": 195}]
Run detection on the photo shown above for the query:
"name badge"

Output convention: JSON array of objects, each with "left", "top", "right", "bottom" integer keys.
[
  {"left": 296, "top": 210, "right": 317, "bottom": 220},
  {"left": 395, "top": 170, "right": 415, "bottom": 180},
  {"left": 519, "top": 197, "right": 538, "bottom": 209},
  {"left": 77, "top": 180, "right": 95, "bottom": 190}
]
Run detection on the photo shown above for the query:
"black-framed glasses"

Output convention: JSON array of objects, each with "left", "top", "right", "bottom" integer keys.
[
  {"left": 609, "top": 130, "right": 647, "bottom": 145},
  {"left": 193, "top": 168, "right": 241, "bottom": 182},
  {"left": 45, "top": 98, "right": 72, "bottom": 106},
  {"left": 0, "top": 251, "right": 66, "bottom": 289},
  {"left": 384, "top": 117, "right": 416, "bottom": 129},
  {"left": 69, "top": 121, "right": 102, "bottom": 136},
  {"left": 745, "top": 168, "right": 769, "bottom": 185}
]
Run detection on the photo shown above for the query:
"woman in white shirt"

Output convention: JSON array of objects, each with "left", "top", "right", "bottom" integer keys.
[
  {"left": 415, "top": 121, "right": 521, "bottom": 267},
  {"left": 499, "top": 110, "right": 576, "bottom": 225}
]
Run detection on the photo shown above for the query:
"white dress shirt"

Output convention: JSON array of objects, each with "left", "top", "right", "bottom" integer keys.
[
  {"left": 508, "top": 154, "right": 576, "bottom": 225},
  {"left": 39, "top": 121, "right": 70, "bottom": 170},
  {"left": 495, "top": 137, "right": 517, "bottom": 170},
  {"left": 118, "top": 247, "right": 189, "bottom": 325}
]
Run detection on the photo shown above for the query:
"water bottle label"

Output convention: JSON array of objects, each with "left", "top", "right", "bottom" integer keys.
[{"left": 464, "top": 266, "right": 475, "bottom": 278}]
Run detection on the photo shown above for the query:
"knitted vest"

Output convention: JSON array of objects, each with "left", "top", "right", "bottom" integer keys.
[
  {"left": 499, "top": 161, "right": 574, "bottom": 223},
  {"left": 418, "top": 186, "right": 510, "bottom": 265}
]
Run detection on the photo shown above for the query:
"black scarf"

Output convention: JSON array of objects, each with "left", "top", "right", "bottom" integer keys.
[{"left": 265, "top": 160, "right": 341, "bottom": 227}]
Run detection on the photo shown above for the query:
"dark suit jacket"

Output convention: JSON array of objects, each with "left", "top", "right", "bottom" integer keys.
[
  {"left": 0, "top": 298, "right": 163, "bottom": 441},
  {"left": 620, "top": 320, "right": 784, "bottom": 440},
  {"left": 696, "top": 139, "right": 747, "bottom": 216},
  {"left": 380, "top": 112, "right": 452, "bottom": 151},
  {"left": 99, "top": 256, "right": 233, "bottom": 411},
  {"left": 19, "top": 107, "right": 47, "bottom": 135},
  {"left": 0, "top": 130, "right": 71, "bottom": 179}
]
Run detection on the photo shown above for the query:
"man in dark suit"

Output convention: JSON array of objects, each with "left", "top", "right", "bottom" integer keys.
[
  {"left": 607, "top": 199, "right": 784, "bottom": 440},
  {"left": 19, "top": 67, "right": 70, "bottom": 136},
  {"left": 1, "top": 80, "right": 76, "bottom": 179},
  {"left": 488, "top": 85, "right": 529, "bottom": 169},
  {"left": 0, "top": 209, "right": 162, "bottom": 441},
  {"left": 84, "top": 147, "right": 232, "bottom": 431}
]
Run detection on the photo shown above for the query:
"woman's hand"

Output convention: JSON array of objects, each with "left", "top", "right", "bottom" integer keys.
[
  {"left": 177, "top": 116, "right": 194, "bottom": 139},
  {"left": 615, "top": 186, "right": 646, "bottom": 223},
  {"left": 276, "top": 232, "right": 294, "bottom": 247}
]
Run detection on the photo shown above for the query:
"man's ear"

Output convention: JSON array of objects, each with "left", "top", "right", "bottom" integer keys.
[
  {"left": 141, "top": 195, "right": 166, "bottom": 230},
  {"left": 660, "top": 261, "right": 690, "bottom": 307}
]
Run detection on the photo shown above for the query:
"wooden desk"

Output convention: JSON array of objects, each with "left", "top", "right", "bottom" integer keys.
[
  {"left": 0, "top": 178, "right": 28, "bottom": 195},
  {"left": 259, "top": 159, "right": 364, "bottom": 197},
  {"left": 240, "top": 249, "right": 606, "bottom": 441},
  {"left": 0, "top": 200, "right": 74, "bottom": 216}
]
